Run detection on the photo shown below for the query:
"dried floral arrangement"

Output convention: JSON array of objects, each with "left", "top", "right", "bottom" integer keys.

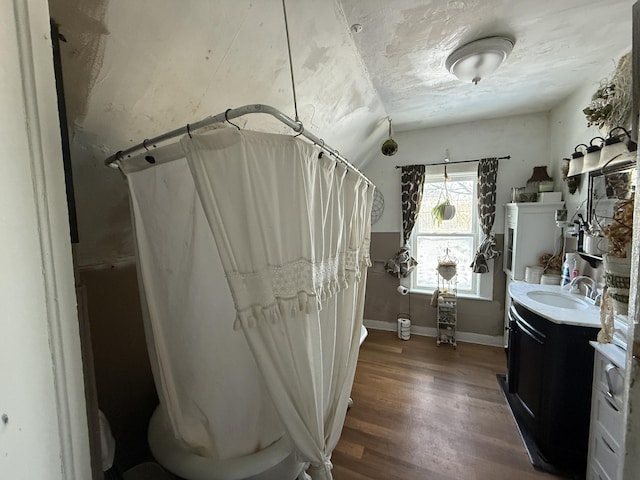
[
  {"left": 583, "top": 82, "right": 616, "bottom": 129},
  {"left": 437, "top": 258, "right": 458, "bottom": 266},
  {"left": 583, "top": 52, "right": 632, "bottom": 131},
  {"left": 437, "top": 247, "right": 457, "bottom": 267},
  {"left": 539, "top": 253, "right": 563, "bottom": 272},
  {"left": 603, "top": 194, "right": 634, "bottom": 258}
]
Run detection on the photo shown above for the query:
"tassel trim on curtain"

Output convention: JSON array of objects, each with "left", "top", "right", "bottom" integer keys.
[
  {"left": 181, "top": 129, "right": 373, "bottom": 332},
  {"left": 231, "top": 250, "right": 371, "bottom": 329}
]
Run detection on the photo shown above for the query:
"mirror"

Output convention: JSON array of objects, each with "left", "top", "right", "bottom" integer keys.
[{"left": 587, "top": 158, "right": 637, "bottom": 234}]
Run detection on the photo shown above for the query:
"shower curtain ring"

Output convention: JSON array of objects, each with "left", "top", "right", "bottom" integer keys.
[
  {"left": 225, "top": 109, "right": 241, "bottom": 130},
  {"left": 293, "top": 121, "right": 304, "bottom": 137},
  {"left": 143, "top": 139, "right": 150, "bottom": 151},
  {"left": 316, "top": 139, "right": 325, "bottom": 158},
  {"left": 186, "top": 124, "right": 192, "bottom": 139}
]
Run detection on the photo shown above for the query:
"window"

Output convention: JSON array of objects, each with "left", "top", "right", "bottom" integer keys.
[{"left": 410, "top": 168, "right": 492, "bottom": 299}]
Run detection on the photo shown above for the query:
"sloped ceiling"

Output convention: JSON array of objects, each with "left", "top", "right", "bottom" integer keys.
[
  {"left": 49, "top": 0, "right": 385, "bottom": 166},
  {"left": 47, "top": 0, "right": 635, "bottom": 264}
]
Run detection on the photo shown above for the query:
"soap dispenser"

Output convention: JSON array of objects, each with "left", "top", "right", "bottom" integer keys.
[{"left": 561, "top": 253, "right": 578, "bottom": 286}]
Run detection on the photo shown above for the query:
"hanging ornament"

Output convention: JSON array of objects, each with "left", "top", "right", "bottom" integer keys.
[
  {"left": 381, "top": 118, "right": 398, "bottom": 156},
  {"left": 437, "top": 247, "right": 458, "bottom": 280}
]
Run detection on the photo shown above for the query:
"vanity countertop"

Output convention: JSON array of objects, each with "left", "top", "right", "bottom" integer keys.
[
  {"left": 509, "top": 281, "right": 601, "bottom": 328},
  {"left": 589, "top": 341, "right": 626, "bottom": 369}
]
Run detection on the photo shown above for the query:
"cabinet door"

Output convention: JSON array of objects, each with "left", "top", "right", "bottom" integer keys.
[
  {"left": 504, "top": 224, "right": 515, "bottom": 275},
  {"left": 511, "top": 308, "right": 546, "bottom": 434},
  {"left": 506, "top": 307, "right": 518, "bottom": 393},
  {"left": 503, "top": 203, "right": 564, "bottom": 280}
]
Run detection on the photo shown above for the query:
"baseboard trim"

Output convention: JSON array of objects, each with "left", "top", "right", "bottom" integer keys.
[{"left": 363, "top": 319, "right": 504, "bottom": 347}]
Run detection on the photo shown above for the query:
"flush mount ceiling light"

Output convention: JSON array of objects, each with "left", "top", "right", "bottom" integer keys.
[{"left": 446, "top": 36, "right": 515, "bottom": 85}]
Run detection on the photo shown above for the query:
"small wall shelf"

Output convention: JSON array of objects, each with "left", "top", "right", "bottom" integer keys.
[{"left": 577, "top": 251, "right": 603, "bottom": 268}]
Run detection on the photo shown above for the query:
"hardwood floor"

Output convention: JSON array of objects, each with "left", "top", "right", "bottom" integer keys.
[{"left": 332, "top": 329, "right": 563, "bottom": 480}]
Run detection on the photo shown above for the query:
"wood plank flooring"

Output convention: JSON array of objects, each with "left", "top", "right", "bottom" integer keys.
[{"left": 332, "top": 329, "right": 563, "bottom": 480}]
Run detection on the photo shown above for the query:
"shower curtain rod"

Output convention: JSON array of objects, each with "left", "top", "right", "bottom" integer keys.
[
  {"left": 395, "top": 155, "right": 511, "bottom": 169},
  {"left": 104, "top": 103, "right": 372, "bottom": 185}
]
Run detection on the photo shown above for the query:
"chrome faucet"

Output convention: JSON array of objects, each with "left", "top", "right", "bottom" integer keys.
[{"left": 565, "top": 275, "right": 600, "bottom": 304}]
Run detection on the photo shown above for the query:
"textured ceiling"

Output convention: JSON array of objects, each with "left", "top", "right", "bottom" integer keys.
[
  {"left": 341, "top": 0, "right": 634, "bottom": 131},
  {"left": 50, "top": 0, "right": 634, "bottom": 163}
]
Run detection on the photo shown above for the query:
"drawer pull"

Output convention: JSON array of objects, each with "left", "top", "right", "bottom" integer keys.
[
  {"left": 604, "top": 394, "right": 619, "bottom": 412},
  {"left": 604, "top": 363, "right": 619, "bottom": 397},
  {"left": 601, "top": 435, "right": 616, "bottom": 454}
]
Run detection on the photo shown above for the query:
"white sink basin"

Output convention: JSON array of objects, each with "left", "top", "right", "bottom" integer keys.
[{"left": 526, "top": 291, "right": 590, "bottom": 310}]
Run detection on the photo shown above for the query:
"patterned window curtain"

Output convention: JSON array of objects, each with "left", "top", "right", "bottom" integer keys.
[
  {"left": 385, "top": 165, "right": 426, "bottom": 278},
  {"left": 470, "top": 157, "right": 501, "bottom": 273}
]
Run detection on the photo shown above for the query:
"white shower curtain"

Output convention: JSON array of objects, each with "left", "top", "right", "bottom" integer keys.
[
  {"left": 124, "top": 128, "right": 372, "bottom": 480},
  {"left": 181, "top": 129, "right": 372, "bottom": 480},
  {"left": 125, "top": 145, "right": 285, "bottom": 460}
]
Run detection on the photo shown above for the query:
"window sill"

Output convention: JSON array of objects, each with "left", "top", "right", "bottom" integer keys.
[{"left": 409, "top": 288, "right": 493, "bottom": 302}]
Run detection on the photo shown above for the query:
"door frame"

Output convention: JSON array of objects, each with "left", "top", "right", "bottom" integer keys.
[{"left": 1, "top": 1, "right": 91, "bottom": 478}]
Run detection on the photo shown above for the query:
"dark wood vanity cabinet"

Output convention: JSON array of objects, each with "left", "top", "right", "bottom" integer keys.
[{"left": 507, "top": 302, "right": 598, "bottom": 476}]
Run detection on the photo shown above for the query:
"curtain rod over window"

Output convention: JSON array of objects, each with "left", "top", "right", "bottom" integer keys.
[
  {"left": 103, "top": 103, "right": 372, "bottom": 186},
  {"left": 395, "top": 155, "right": 510, "bottom": 169}
]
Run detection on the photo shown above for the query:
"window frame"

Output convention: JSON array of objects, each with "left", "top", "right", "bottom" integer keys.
[{"left": 406, "top": 166, "right": 494, "bottom": 301}]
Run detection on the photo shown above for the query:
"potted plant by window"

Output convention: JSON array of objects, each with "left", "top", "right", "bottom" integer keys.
[
  {"left": 432, "top": 166, "right": 456, "bottom": 226},
  {"left": 432, "top": 199, "right": 456, "bottom": 226}
]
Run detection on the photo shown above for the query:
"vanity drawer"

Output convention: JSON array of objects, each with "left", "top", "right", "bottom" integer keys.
[
  {"left": 588, "top": 346, "right": 626, "bottom": 480},
  {"left": 505, "top": 210, "right": 515, "bottom": 225},
  {"left": 590, "top": 431, "right": 620, "bottom": 480},
  {"left": 592, "top": 387, "right": 623, "bottom": 451},
  {"left": 588, "top": 457, "right": 613, "bottom": 480},
  {"left": 593, "top": 354, "right": 625, "bottom": 401}
]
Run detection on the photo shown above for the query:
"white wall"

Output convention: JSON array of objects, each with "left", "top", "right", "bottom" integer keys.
[
  {"left": 548, "top": 60, "right": 620, "bottom": 220},
  {"left": 365, "top": 111, "right": 551, "bottom": 236},
  {"left": 0, "top": 1, "right": 91, "bottom": 478}
]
